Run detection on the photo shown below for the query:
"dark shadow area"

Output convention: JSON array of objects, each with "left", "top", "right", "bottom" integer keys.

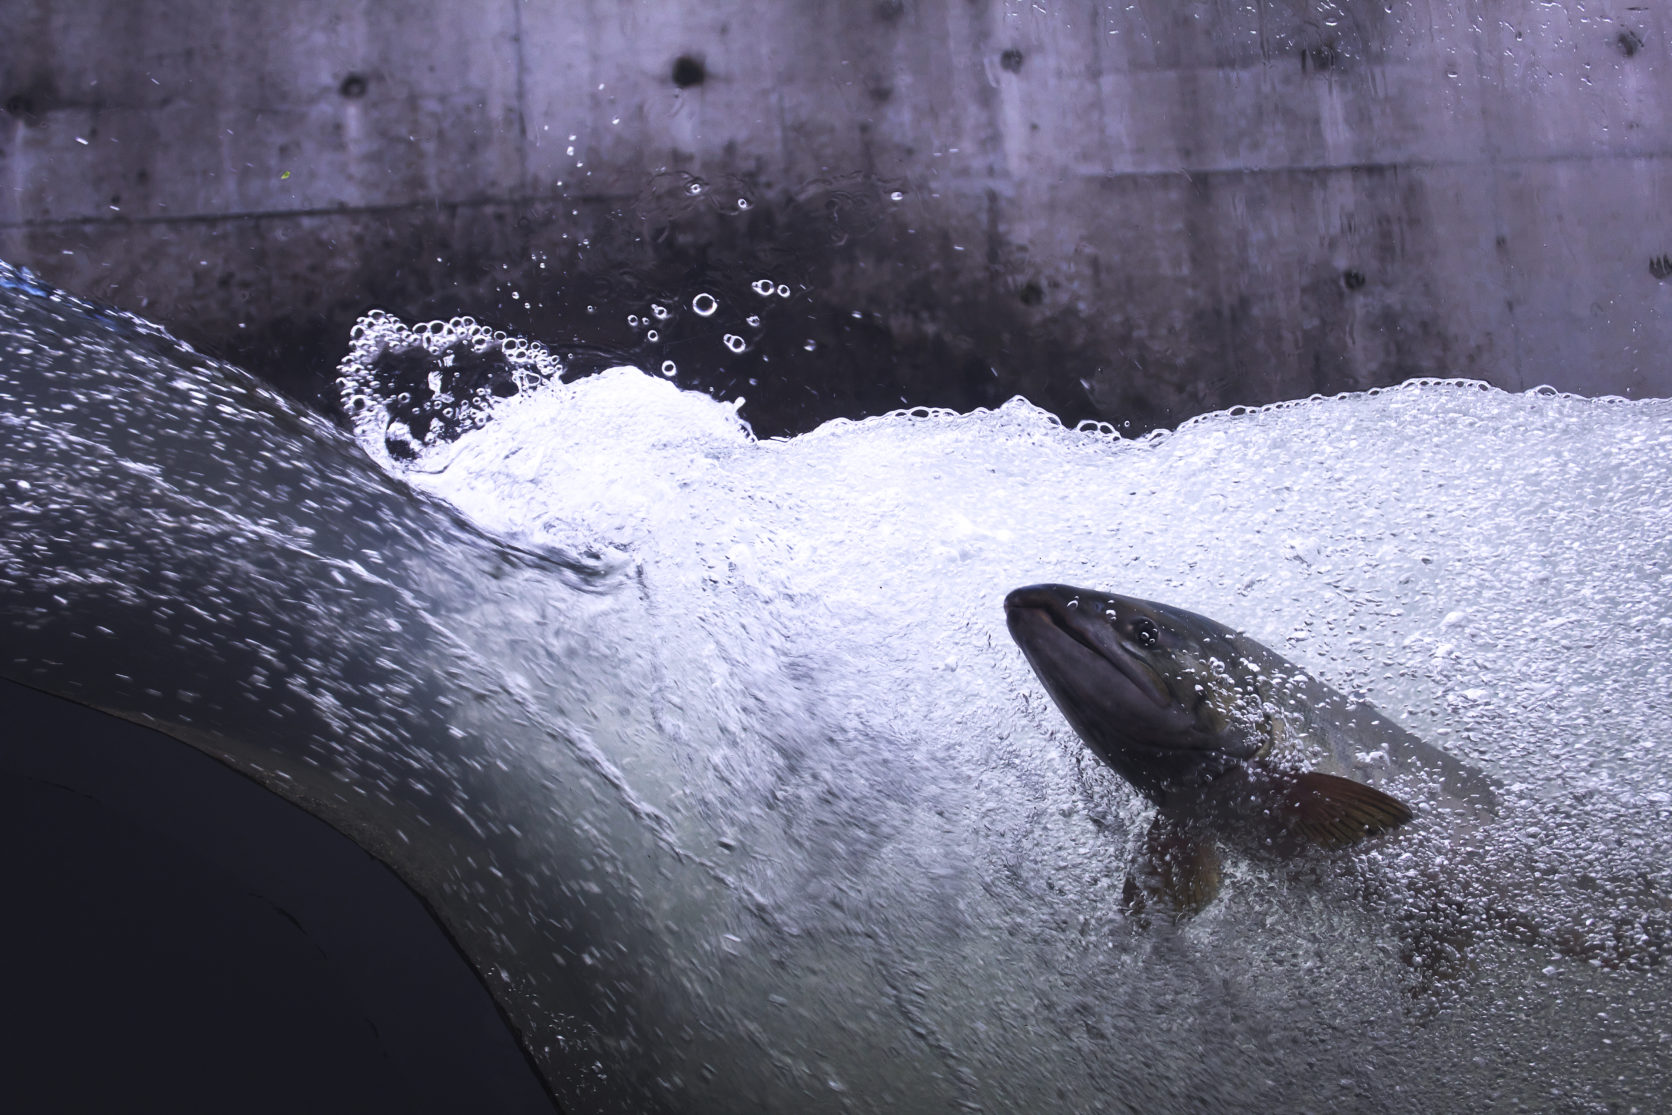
[
  {"left": 0, "top": 678, "right": 556, "bottom": 1115},
  {"left": 192, "top": 177, "right": 1134, "bottom": 441}
]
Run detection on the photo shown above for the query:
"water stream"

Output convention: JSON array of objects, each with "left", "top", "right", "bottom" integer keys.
[{"left": 3, "top": 265, "right": 1668, "bottom": 1112}]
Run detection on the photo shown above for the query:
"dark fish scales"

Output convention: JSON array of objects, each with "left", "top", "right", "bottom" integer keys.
[{"left": 1005, "top": 583, "right": 1494, "bottom": 917}]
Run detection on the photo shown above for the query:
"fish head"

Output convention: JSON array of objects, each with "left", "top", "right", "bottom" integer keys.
[{"left": 1004, "top": 584, "right": 1266, "bottom": 804}]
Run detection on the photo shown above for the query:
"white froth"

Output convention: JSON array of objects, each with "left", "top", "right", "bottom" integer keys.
[
  {"left": 334, "top": 310, "right": 1672, "bottom": 1109},
  {"left": 26, "top": 268, "right": 1672, "bottom": 1111}
]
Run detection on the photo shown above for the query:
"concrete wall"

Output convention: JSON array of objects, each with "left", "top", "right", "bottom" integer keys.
[{"left": 2, "top": 0, "right": 1670, "bottom": 434}]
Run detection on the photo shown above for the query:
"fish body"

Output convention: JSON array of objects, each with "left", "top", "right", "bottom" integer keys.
[{"left": 1004, "top": 583, "right": 1492, "bottom": 914}]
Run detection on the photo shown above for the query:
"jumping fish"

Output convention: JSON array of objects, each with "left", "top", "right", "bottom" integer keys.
[{"left": 1004, "top": 583, "right": 1495, "bottom": 918}]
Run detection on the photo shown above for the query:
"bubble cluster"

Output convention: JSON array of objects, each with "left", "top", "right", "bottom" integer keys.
[
  {"left": 337, "top": 310, "right": 564, "bottom": 464},
  {"left": 750, "top": 278, "right": 793, "bottom": 300}
]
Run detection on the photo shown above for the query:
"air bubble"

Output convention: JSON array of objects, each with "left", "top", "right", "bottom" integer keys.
[
  {"left": 692, "top": 292, "right": 718, "bottom": 316},
  {"left": 737, "top": 198, "right": 751, "bottom": 210},
  {"left": 804, "top": 340, "right": 817, "bottom": 352},
  {"left": 627, "top": 314, "right": 640, "bottom": 327},
  {"left": 890, "top": 191, "right": 904, "bottom": 201},
  {"left": 335, "top": 308, "right": 567, "bottom": 466},
  {"left": 723, "top": 334, "right": 747, "bottom": 354},
  {"left": 776, "top": 284, "right": 791, "bottom": 298},
  {"left": 646, "top": 329, "right": 659, "bottom": 342},
  {"left": 752, "top": 279, "right": 775, "bottom": 296},
  {"left": 651, "top": 304, "right": 670, "bottom": 320},
  {"left": 660, "top": 360, "right": 677, "bottom": 376},
  {"left": 746, "top": 315, "right": 761, "bottom": 328}
]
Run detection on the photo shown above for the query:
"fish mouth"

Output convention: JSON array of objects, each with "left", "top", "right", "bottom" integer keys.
[{"left": 1004, "top": 585, "right": 1173, "bottom": 710}]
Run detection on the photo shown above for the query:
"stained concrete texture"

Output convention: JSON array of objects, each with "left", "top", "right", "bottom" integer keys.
[{"left": 2, "top": 0, "right": 1670, "bottom": 434}]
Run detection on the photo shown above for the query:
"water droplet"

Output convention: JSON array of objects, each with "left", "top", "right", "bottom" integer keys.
[{"left": 692, "top": 292, "right": 718, "bottom": 317}]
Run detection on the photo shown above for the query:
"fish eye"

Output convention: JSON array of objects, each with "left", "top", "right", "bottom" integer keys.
[{"left": 1131, "top": 617, "right": 1159, "bottom": 648}]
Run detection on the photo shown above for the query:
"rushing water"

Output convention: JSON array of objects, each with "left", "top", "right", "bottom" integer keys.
[{"left": 3, "top": 264, "right": 1670, "bottom": 1113}]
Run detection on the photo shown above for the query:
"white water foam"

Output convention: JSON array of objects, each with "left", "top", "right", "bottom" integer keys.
[
  {"left": 337, "top": 309, "right": 1672, "bottom": 1112},
  {"left": 7, "top": 268, "right": 1664, "bottom": 1111}
]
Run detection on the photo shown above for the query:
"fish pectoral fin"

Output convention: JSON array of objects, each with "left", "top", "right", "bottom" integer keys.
[
  {"left": 1122, "top": 812, "right": 1222, "bottom": 921},
  {"left": 1260, "top": 766, "right": 1414, "bottom": 848}
]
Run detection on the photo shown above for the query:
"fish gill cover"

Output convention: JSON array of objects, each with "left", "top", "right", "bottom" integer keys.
[{"left": 3, "top": 269, "right": 1671, "bottom": 1112}]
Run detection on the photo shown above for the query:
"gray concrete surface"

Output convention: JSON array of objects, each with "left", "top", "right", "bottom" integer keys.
[{"left": 2, "top": 0, "right": 1670, "bottom": 433}]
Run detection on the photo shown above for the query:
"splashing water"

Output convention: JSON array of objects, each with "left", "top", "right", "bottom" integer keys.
[{"left": 4, "top": 276, "right": 1670, "bottom": 1112}]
